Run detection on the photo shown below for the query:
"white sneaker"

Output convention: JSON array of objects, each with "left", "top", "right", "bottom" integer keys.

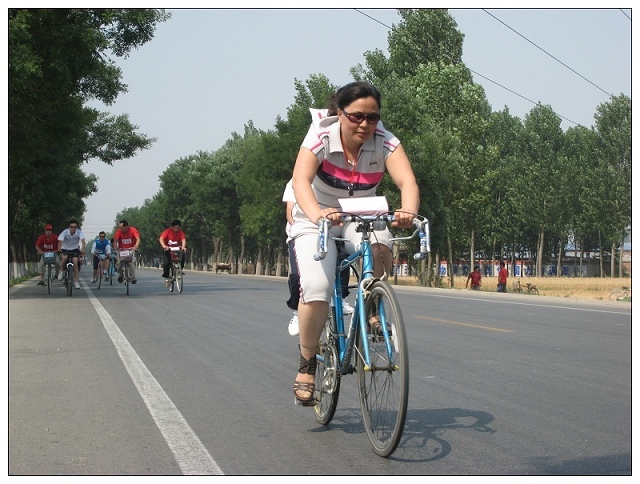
[
  {"left": 288, "top": 312, "right": 299, "bottom": 336},
  {"left": 90, "top": 278, "right": 96, "bottom": 283},
  {"left": 74, "top": 282, "right": 81, "bottom": 289},
  {"left": 57, "top": 274, "right": 64, "bottom": 281},
  {"left": 342, "top": 300, "right": 354, "bottom": 314}
]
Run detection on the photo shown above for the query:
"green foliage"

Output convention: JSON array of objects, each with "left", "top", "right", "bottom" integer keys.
[{"left": 9, "top": 8, "right": 168, "bottom": 255}]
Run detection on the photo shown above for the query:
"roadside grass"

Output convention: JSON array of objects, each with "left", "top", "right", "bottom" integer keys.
[{"left": 392, "top": 275, "right": 632, "bottom": 301}]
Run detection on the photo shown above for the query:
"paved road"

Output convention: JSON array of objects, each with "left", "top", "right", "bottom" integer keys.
[{"left": 9, "top": 269, "right": 631, "bottom": 475}]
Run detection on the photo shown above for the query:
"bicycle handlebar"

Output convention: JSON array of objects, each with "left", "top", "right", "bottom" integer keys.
[{"left": 314, "top": 213, "right": 431, "bottom": 262}]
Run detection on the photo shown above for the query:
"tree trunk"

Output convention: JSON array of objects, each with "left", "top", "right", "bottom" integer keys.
[
  {"left": 238, "top": 234, "right": 246, "bottom": 275},
  {"left": 255, "top": 247, "right": 263, "bottom": 275},
  {"left": 556, "top": 238, "right": 563, "bottom": 277},
  {"left": 610, "top": 243, "right": 615, "bottom": 278},
  {"left": 276, "top": 246, "right": 283, "bottom": 278},
  {"left": 598, "top": 231, "right": 604, "bottom": 277},
  {"left": 470, "top": 227, "right": 475, "bottom": 275},
  {"left": 536, "top": 227, "right": 545, "bottom": 277},
  {"left": 447, "top": 229, "right": 454, "bottom": 288}
]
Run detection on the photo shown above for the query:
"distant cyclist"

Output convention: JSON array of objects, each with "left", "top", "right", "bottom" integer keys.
[
  {"left": 90, "top": 231, "right": 112, "bottom": 283},
  {"left": 35, "top": 223, "right": 60, "bottom": 285},
  {"left": 159, "top": 219, "right": 187, "bottom": 287},
  {"left": 113, "top": 220, "right": 141, "bottom": 284},
  {"left": 57, "top": 219, "right": 86, "bottom": 289}
]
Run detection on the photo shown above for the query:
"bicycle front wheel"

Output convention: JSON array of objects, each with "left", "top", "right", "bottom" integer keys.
[
  {"left": 124, "top": 264, "right": 130, "bottom": 296},
  {"left": 314, "top": 310, "right": 341, "bottom": 425},
  {"left": 97, "top": 270, "right": 102, "bottom": 290},
  {"left": 47, "top": 264, "right": 52, "bottom": 294},
  {"left": 175, "top": 264, "right": 183, "bottom": 293},
  {"left": 356, "top": 280, "right": 409, "bottom": 457},
  {"left": 609, "top": 289, "right": 626, "bottom": 301}
]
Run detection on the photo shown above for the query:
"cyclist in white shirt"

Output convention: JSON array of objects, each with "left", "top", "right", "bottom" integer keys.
[{"left": 57, "top": 219, "right": 86, "bottom": 289}]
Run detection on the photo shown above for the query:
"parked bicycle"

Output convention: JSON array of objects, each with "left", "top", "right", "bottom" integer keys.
[
  {"left": 609, "top": 286, "right": 631, "bottom": 301},
  {"left": 513, "top": 278, "right": 539, "bottom": 295},
  {"left": 42, "top": 251, "right": 58, "bottom": 295},
  {"left": 118, "top": 249, "right": 136, "bottom": 296},
  {"left": 312, "top": 211, "right": 430, "bottom": 457},
  {"left": 166, "top": 247, "right": 184, "bottom": 293}
]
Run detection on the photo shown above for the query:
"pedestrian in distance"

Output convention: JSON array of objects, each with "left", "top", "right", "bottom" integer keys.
[
  {"left": 466, "top": 265, "right": 482, "bottom": 290},
  {"left": 497, "top": 261, "right": 508, "bottom": 293}
]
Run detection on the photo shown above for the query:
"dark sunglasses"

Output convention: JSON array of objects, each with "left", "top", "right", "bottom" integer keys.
[
  {"left": 69, "top": 225, "right": 78, "bottom": 228},
  {"left": 342, "top": 109, "right": 380, "bottom": 125}
]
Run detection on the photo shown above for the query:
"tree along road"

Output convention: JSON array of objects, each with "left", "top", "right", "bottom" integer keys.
[{"left": 9, "top": 270, "right": 631, "bottom": 475}]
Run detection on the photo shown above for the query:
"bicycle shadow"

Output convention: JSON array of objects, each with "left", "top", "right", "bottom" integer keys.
[{"left": 311, "top": 406, "right": 495, "bottom": 462}]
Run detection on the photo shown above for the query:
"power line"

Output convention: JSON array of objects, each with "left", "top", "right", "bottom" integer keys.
[
  {"left": 352, "top": 8, "right": 593, "bottom": 127},
  {"left": 481, "top": 9, "right": 612, "bottom": 98}
]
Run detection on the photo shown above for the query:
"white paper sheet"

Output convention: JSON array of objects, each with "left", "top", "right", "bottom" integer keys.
[{"left": 338, "top": 196, "right": 389, "bottom": 215}]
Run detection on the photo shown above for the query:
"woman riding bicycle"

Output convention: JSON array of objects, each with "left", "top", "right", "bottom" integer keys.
[{"left": 289, "top": 81, "right": 420, "bottom": 406}]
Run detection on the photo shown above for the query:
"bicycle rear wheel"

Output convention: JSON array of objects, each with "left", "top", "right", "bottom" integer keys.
[
  {"left": 175, "top": 264, "right": 183, "bottom": 293},
  {"left": 314, "top": 309, "right": 341, "bottom": 425},
  {"left": 356, "top": 280, "right": 408, "bottom": 457}
]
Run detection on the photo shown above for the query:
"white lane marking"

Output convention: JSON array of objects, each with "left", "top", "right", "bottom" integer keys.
[{"left": 85, "top": 285, "right": 223, "bottom": 475}]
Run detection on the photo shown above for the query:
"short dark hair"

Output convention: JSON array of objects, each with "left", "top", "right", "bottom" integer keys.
[
  {"left": 99, "top": 231, "right": 106, "bottom": 237},
  {"left": 119, "top": 220, "right": 128, "bottom": 227},
  {"left": 171, "top": 219, "right": 181, "bottom": 227},
  {"left": 327, "top": 81, "right": 382, "bottom": 116},
  {"left": 474, "top": 265, "right": 480, "bottom": 271},
  {"left": 68, "top": 218, "right": 78, "bottom": 226}
]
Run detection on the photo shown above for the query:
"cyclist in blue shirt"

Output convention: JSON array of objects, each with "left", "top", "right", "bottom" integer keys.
[{"left": 90, "top": 231, "right": 112, "bottom": 283}]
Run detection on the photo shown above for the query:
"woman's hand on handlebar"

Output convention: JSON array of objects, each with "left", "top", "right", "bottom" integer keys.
[
  {"left": 316, "top": 208, "right": 343, "bottom": 226},
  {"left": 391, "top": 209, "right": 415, "bottom": 229}
]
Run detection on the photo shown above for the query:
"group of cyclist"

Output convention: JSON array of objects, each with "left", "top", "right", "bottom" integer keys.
[{"left": 35, "top": 218, "right": 186, "bottom": 290}]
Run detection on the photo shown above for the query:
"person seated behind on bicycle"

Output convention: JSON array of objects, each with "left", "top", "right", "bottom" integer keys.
[
  {"left": 35, "top": 223, "right": 60, "bottom": 286},
  {"left": 113, "top": 219, "right": 141, "bottom": 284},
  {"left": 159, "top": 219, "right": 187, "bottom": 286},
  {"left": 289, "top": 81, "right": 419, "bottom": 406},
  {"left": 57, "top": 219, "right": 86, "bottom": 289},
  {"left": 90, "top": 231, "right": 111, "bottom": 282}
]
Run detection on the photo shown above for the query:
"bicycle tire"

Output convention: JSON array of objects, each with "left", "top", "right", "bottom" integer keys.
[
  {"left": 66, "top": 267, "right": 73, "bottom": 297},
  {"left": 124, "top": 264, "right": 130, "bottom": 296},
  {"left": 529, "top": 287, "right": 539, "bottom": 296},
  {"left": 176, "top": 264, "right": 183, "bottom": 293},
  {"left": 169, "top": 264, "right": 175, "bottom": 292},
  {"left": 314, "top": 309, "right": 341, "bottom": 425},
  {"left": 97, "top": 268, "right": 102, "bottom": 290},
  {"left": 609, "top": 289, "right": 626, "bottom": 301},
  {"left": 47, "top": 264, "right": 52, "bottom": 294},
  {"left": 109, "top": 261, "right": 114, "bottom": 286},
  {"left": 356, "top": 280, "right": 409, "bottom": 457}
]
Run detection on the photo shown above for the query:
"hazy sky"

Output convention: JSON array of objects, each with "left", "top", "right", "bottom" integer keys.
[{"left": 80, "top": 7, "right": 632, "bottom": 239}]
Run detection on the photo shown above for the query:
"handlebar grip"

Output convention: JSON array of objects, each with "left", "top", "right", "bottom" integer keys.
[{"left": 313, "top": 218, "right": 330, "bottom": 261}]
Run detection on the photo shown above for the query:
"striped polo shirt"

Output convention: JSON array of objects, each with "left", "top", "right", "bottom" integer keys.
[{"left": 301, "top": 109, "right": 400, "bottom": 209}]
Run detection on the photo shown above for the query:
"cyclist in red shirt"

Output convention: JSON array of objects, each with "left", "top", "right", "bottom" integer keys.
[
  {"left": 159, "top": 219, "right": 187, "bottom": 287},
  {"left": 113, "top": 219, "right": 141, "bottom": 284},
  {"left": 35, "top": 223, "right": 60, "bottom": 285},
  {"left": 466, "top": 265, "right": 482, "bottom": 290}
]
